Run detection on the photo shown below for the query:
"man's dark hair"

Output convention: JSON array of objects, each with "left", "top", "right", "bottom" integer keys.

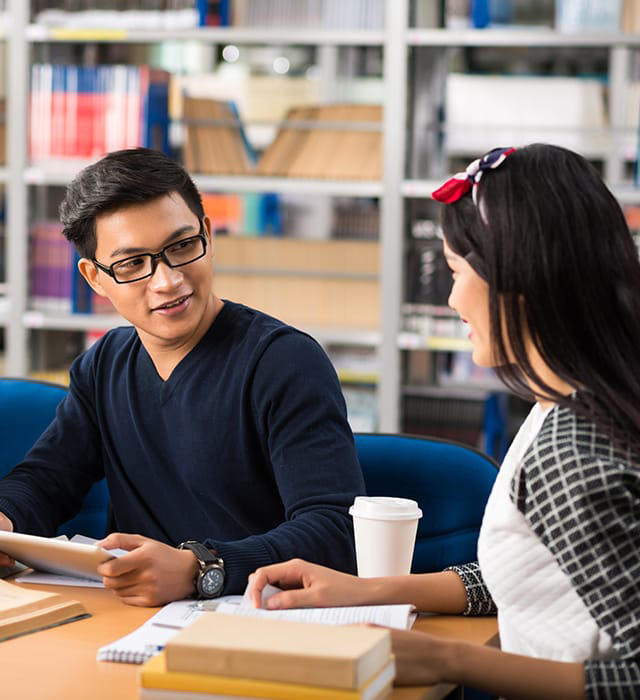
[{"left": 59, "top": 148, "right": 204, "bottom": 259}]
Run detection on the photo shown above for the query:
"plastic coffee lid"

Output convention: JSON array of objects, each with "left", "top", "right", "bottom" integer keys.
[{"left": 349, "top": 496, "right": 422, "bottom": 521}]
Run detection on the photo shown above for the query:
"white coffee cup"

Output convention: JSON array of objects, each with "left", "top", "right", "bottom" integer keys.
[{"left": 349, "top": 496, "right": 423, "bottom": 578}]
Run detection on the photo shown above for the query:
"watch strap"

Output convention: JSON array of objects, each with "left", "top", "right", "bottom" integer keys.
[
  {"left": 178, "top": 540, "right": 222, "bottom": 567},
  {"left": 178, "top": 540, "right": 225, "bottom": 598}
]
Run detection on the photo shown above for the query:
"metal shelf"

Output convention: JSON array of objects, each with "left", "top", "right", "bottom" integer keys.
[
  {"left": 302, "top": 327, "right": 381, "bottom": 348},
  {"left": 398, "top": 332, "right": 472, "bottom": 352},
  {"left": 402, "top": 383, "right": 495, "bottom": 401},
  {"left": 403, "top": 180, "right": 640, "bottom": 205},
  {"left": 406, "top": 28, "right": 640, "bottom": 48},
  {"left": 26, "top": 25, "right": 385, "bottom": 46},
  {"left": 24, "top": 164, "right": 384, "bottom": 197},
  {"left": 0, "top": 295, "right": 8, "bottom": 327},
  {"left": 193, "top": 175, "right": 384, "bottom": 197},
  {"left": 22, "top": 310, "right": 127, "bottom": 331}
]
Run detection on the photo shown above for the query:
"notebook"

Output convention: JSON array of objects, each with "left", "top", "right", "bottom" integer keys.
[{"left": 97, "top": 597, "right": 243, "bottom": 663}]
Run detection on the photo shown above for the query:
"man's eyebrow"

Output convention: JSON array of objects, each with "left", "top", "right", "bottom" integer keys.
[{"left": 107, "top": 224, "right": 198, "bottom": 260}]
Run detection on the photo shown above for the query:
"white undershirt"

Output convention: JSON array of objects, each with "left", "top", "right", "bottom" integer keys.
[{"left": 477, "top": 403, "right": 615, "bottom": 661}]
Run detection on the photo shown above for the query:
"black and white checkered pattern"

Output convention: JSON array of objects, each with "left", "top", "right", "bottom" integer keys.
[
  {"left": 449, "top": 404, "right": 640, "bottom": 698},
  {"left": 446, "top": 561, "right": 497, "bottom": 616},
  {"left": 514, "top": 405, "right": 640, "bottom": 698}
]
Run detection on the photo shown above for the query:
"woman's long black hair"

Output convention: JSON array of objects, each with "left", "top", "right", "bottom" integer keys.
[{"left": 442, "top": 143, "right": 640, "bottom": 452}]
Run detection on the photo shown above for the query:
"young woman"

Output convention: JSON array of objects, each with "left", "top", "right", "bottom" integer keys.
[{"left": 248, "top": 144, "right": 640, "bottom": 699}]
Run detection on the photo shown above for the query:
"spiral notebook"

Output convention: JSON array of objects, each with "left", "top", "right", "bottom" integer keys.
[
  {"left": 97, "top": 597, "right": 243, "bottom": 664},
  {"left": 96, "top": 618, "right": 179, "bottom": 664}
]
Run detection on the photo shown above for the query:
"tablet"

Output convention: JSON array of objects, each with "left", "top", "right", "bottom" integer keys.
[{"left": 0, "top": 531, "right": 117, "bottom": 582}]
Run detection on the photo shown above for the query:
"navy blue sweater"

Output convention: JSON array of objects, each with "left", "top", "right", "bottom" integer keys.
[{"left": 0, "top": 301, "right": 366, "bottom": 592}]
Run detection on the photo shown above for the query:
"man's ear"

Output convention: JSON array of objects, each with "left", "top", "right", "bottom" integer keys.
[
  {"left": 203, "top": 214, "right": 215, "bottom": 263},
  {"left": 77, "top": 258, "right": 109, "bottom": 297}
]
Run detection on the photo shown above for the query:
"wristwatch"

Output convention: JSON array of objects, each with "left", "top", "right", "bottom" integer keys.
[{"left": 178, "top": 541, "right": 225, "bottom": 598}]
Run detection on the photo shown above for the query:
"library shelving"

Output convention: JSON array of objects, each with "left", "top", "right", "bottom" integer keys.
[{"left": 2, "top": 1, "right": 640, "bottom": 439}]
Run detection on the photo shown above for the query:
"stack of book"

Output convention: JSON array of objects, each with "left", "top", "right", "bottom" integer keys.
[
  {"left": 29, "top": 64, "right": 170, "bottom": 162},
  {"left": 0, "top": 97, "right": 5, "bottom": 165},
  {"left": 182, "top": 97, "right": 254, "bottom": 176},
  {"left": 180, "top": 99, "right": 381, "bottom": 180},
  {"left": 256, "top": 104, "right": 382, "bottom": 180},
  {"left": 138, "top": 612, "right": 395, "bottom": 700}
]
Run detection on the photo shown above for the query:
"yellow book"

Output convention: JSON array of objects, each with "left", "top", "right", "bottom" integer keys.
[
  {"left": 139, "top": 651, "right": 395, "bottom": 700},
  {"left": 164, "top": 612, "right": 392, "bottom": 690}
]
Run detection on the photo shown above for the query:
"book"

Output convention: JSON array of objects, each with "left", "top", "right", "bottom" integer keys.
[
  {"left": 0, "top": 578, "right": 89, "bottom": 642},
  {"left": 164, "top": 612, "right": 392, "bottom": 690},
  {"left": 0, "top": 530, "right": 121, "bottom": 582},
  {"left": 139, "top": 651, "right": 395, "bottom": 700},
  {"left": 256, "top": 104, "right": 382, "bottom": 180},
  {"left": 182, "top": 97, "right": 252, "bottom": 175},
  {"left": 29, "top": 63, "right": 170, "bottom": 162}
]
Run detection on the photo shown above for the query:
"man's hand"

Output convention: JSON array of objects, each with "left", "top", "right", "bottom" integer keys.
[
  {"left": 96, "top": 533, "right": 199, "bottom": 607},
  {"left": 0, "top": 512, "right": 15, "bottom": 568}
]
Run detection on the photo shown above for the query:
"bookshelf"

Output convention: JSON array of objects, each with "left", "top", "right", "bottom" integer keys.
[{"left": 2, "top": 1, "right": 640, "bottom": 439}]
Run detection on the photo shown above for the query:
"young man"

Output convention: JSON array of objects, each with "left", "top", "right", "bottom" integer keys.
[{"left": 0, "top": 148, "right": 365, "bottom": 606}]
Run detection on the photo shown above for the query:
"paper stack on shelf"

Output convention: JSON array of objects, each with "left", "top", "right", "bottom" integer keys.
[
  {"left": 230, "top": 0, "right": 384, "bottom": 29},
  {"left": 256, "top": 104, "right": 382, "bottom": 180},
  {"left": 445, "top": 73, "right": 608, "bottom": 157},
  {"left": 182, "top": 96, "right": 254, "bottom": 175},
  {"left": 214, "top": 236, "right": 380, "bottom": 330},
  {"left": 139, "top": 611, "right": 395, "bottom": 700},
  {"left": 0, "top": 97, "right": 5, "bottom": 165},
  {"left": 623, "top": 0, "right": 640, "bottom": 31}
]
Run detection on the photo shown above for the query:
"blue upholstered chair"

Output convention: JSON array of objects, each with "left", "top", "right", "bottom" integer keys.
[
  {"left": 0, "top": 377, "right": 109, "bottom": 539},
  {"left": 354, "top": 433, "right": 499, "bottom": 573}
]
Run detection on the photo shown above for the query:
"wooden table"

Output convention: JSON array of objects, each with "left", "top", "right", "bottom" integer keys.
[{"left": 0, "top": 583, "right": 498, "bottom": 700}]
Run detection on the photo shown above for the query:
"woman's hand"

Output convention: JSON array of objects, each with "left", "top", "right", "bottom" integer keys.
[
  {"left": 390, "top": 628, "right": 452, "bottom": 686},
  {"left": 249, "top": 558, "right": 373, "bottom": 609}
]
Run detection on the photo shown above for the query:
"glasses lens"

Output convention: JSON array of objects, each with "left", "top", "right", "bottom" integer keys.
[
  {"left": 164, "top": 235, "right": 205, "bottom": 266},
  {"left": 109, "top": 233, "right": 206, "bottom": 283},
  {"left": 112, "top": 255, "right": 152, "bottom": 283}
]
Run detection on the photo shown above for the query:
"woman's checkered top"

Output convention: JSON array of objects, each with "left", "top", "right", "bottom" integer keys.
[{"left": 450, "top": 402, "right": 640, "bottom": 699}]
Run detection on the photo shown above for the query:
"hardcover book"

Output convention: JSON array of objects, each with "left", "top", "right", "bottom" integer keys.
[
  {"left": 139, "top": 651, "right": 395, "bottom": 700},
  {"left": 164, "top": 612, "right": 392, "bottom": 690},
  {"left": 0, "top": 578, "right": 89, "bottom": 642}
]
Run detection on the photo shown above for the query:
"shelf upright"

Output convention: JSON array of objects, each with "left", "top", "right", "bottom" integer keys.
[
  {"left": 377, "top": 0, "right": 408, "bottom": 432},
  {"left": 5, "top": 0, "right": 29, "bottom": 376}
]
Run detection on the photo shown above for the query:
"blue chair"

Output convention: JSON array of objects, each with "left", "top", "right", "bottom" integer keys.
[
  {"left": 0, "top": 377, "right": 109, "bottom": 539},
  {"left": 354, "top": 433, "right": 499, "bottom": 573}
]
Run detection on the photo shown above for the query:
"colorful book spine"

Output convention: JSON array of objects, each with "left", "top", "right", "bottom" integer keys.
[{"left": 29, "top": 64, "right": 171, "bottom": 161}]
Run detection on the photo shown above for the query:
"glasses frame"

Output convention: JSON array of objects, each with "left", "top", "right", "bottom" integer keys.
[{"left": 92, "top": 220, "right": 208, "bottom": 284}]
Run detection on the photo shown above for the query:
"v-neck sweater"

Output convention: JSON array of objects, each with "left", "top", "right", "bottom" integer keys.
[{"left": 0, "top": 301, "right": 365, "bottom": 593}]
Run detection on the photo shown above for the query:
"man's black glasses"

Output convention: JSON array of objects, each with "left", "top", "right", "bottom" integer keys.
[{"left": 93, "top": 222, "right": 208, "bottom": 284}]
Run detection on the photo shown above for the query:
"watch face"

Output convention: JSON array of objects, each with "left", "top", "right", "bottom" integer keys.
[{"left": 200, "top": 566, "right": 224, "bottom": 597}]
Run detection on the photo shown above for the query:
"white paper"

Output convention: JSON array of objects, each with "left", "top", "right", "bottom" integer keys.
[
  {"left": 14, "top": 535, "right": 127, "bottom": 588},
  {"left": 97, "top": 618, "right": 180, "bottom": 664},
  {"left": 96, "top": 595, "right": 244, "bottom": 664},
  {"left": 217, "top": 600, "right": 415, "bottom": 629},
  {"left": 150, "top": 596, "right": 243, "bottom": 629},
  {"left": 228, "top": 581, "right": 416, "bottom": 629},
  {"left": 14, "top": 571, "right": 105, "bottom": 588}
]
